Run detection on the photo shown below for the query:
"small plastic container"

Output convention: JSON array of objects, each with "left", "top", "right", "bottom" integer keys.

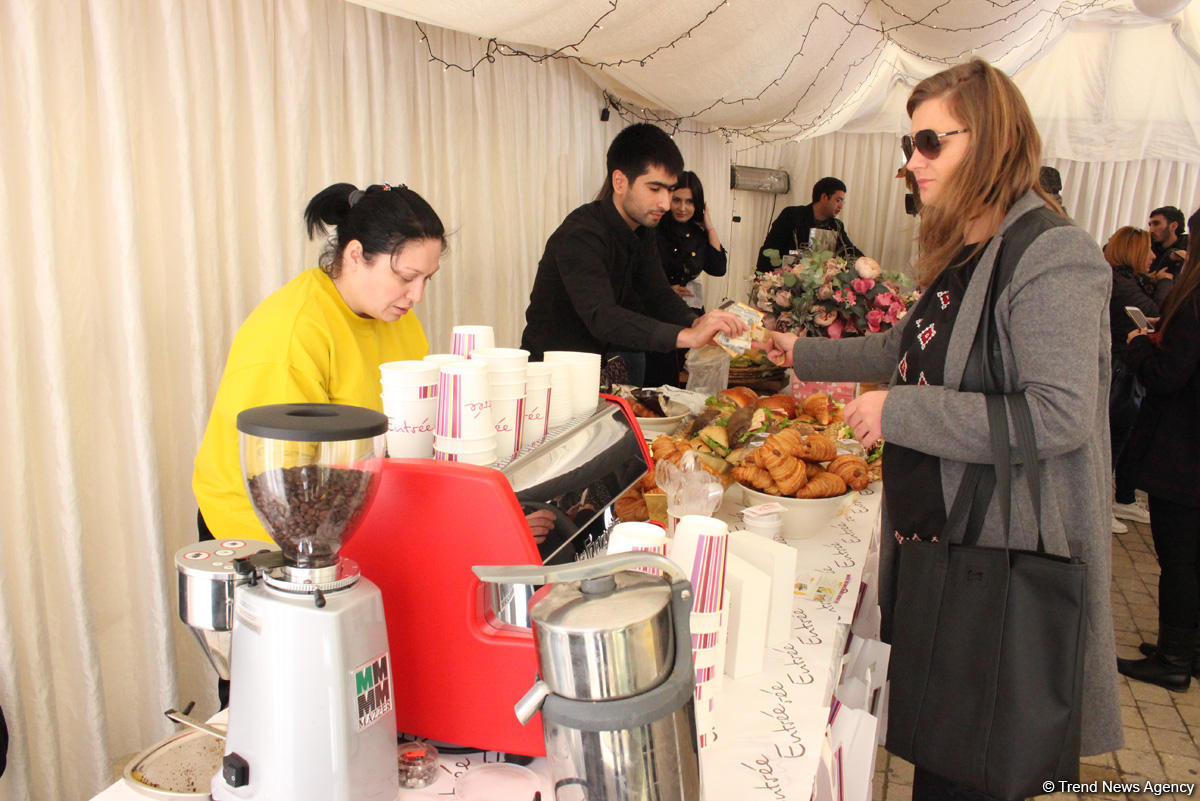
[
  {"left": 455, "top": 762, "right": 540, "bottom": 798},
  {"left": 397, "top": 740, "right": 439, "bottom": 789}
]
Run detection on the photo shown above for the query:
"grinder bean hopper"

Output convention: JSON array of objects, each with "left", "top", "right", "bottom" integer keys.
[{"left": 178, "top": 403, "right": 398, "bottom": 801}]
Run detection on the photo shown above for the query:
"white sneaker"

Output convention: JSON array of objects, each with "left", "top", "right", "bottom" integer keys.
[
  {"left": 1114, "top": 501, "right": 1151, "bottom": 524},
  {"left": 1111, "top": 515, "right": 1128, "bottom": 534}
]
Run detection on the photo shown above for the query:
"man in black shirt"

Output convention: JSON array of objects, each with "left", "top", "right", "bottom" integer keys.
[
  {"left": 521, "top": 124, "right": 743, "bottom": 374},
  {"left": 1149, "top": 205, "right": 1188, "bottom": 278},
  {"left": 756, "top": 176, "right": 862, "bottom": 271}
]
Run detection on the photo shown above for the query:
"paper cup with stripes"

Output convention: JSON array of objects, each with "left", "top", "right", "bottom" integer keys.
[
  {"left": 606, "top": 522, "right": 668, "bottom": 574},
  {"left": 433, "top": 434, "right": 497, "bottom": 466},
  {"left": 520, "top": 362, "right": 555, "bottom": 449},
  {"left": 436, "top": 362, "right": 493, "bottom": 439},
  {"left": 668, "top": 515, "right": 729, "bottom": 651},
  {"left": 379, "top": 361, "right": 438, "bottom": 458},
  {"left": 491, "top": 394, "right": 526, "bottom": 461},
  {"left": 540, "top": 359, "right": 573, "bottom": 428},
  {"left": 450, "top": 325, "right": 495, "bottom": 357}
]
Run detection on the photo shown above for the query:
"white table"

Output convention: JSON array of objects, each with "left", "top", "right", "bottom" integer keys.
[{"left": 92, "top": 485, "right": 882, "bottom": 801}]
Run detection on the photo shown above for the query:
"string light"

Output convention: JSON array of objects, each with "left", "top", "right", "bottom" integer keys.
[{"left": 415, "top": 0, "right": 1109, "bottom": 143}]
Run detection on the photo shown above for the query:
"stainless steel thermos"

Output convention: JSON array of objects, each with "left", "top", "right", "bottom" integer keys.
[{"left": 475, "top": 552, "right": 701, "bottom": 801}]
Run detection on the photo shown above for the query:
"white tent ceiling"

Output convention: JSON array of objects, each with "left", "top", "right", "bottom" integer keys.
[{"left": 352, "top": 0, "right": 1200, "bottom": 160}]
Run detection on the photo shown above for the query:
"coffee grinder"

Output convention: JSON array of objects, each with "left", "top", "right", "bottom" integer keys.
[{"left": 202, "top": 403, "right": 397, "bottom": 801}]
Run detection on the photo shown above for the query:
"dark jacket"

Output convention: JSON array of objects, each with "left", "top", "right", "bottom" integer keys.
[
  {"left": 756, "top": 203, "right": 860, "bottom": 271},
  {"left": 521, "top": 199, "right": 696, "bottom": 360},
  {"left": 1124, "top": 291, "right": 1200, "bottom": 508},
  {"left": 1151, "top": 232, "right": 1189, "bottom": 278},
  {"left": 655, "top": 217, "right": 727, "bottom": 287},
  {"left": 1110, "top": 266, "right": 1170, "bottom": 361}
]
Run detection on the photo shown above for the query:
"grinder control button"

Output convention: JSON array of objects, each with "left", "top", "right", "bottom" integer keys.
[{"left": 222, "top": 753, "right": 250, "bottom": 787}]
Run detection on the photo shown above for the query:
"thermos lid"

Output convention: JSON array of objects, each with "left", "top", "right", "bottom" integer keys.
[{"left": 529, "top": 570, "right": 675, "bottom": 700}]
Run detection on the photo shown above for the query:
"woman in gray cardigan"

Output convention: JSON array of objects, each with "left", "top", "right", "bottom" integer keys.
[{"left": 768, "top": 60, "right": 1122, "bottom": 797}]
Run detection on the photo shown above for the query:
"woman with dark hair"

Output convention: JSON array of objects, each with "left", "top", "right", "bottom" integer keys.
[
  {"left": 193, "top": 182, "right": 445, "bottom": 543},
  {"left": 655, "top": 170, "right": 727, "bottom": 312},
  {"left": 1116, "top": 208, "right": 1200, "bottom": 691},
  {"left": 1104, "top": 226, "right": 1171, "bottom": 533},
  {"left": 767, "top": 59, "right": 1121, "bottom": 795}
]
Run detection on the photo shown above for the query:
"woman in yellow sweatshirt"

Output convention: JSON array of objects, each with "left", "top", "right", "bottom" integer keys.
[{"left": 193, "top": 182, "right": 445, "bottom": 541}]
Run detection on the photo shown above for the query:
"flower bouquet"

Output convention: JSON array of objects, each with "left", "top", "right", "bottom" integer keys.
[{"left": 753, "top": 249, "right": 918, "bottom": 339}]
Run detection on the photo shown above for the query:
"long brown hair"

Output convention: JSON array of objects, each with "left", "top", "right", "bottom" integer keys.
[
  {"left": 908, "top": 60, "right": 1062, "bottom": 284},
  {"left": 1158, "top": 209, "right": 1200, "bottom": 338},
  {"left": 1103, "top": 226, "right": 1152, "bottom": 274}
]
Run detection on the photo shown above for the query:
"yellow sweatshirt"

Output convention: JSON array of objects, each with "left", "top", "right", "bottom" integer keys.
[{"left": 193, "top": 268, "right": 428, "bottom": 541}]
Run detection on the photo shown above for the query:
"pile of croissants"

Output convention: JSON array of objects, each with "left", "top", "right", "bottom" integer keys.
[{"left": 731, "top": 428, "right": 869, "bottom": 499}]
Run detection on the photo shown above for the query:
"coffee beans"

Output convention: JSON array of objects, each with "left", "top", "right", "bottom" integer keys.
[{"left": 246, "top": 465, "right": 373, "bottom": 567}]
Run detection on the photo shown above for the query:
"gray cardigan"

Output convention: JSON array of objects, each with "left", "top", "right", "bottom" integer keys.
[{"left": 792, "top": 190, "right": 1122, "bottom": 755}]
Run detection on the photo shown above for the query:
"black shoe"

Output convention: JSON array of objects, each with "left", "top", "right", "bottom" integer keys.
[
  {"left": 1119, "top": 625, "right": 1197, "bottom": 692},
  {"left": 1136, "top": 639, "right": 1200, "bottom": 677}
]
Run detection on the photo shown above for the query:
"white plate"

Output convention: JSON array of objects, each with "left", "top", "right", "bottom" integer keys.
[
  {"left": 123, "top": 728, "right": 223, "bottom": 798},
  {"left": 635, "top": 413, "right": 687, "bottom": 438}
]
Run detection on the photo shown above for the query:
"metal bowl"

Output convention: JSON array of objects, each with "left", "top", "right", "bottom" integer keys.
[{"left": 122, "top": 727, "right": 223, "bottom": 799}]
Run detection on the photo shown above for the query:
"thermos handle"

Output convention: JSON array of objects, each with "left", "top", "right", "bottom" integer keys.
[{"left": 473, "top": 551, "right": 687, "bottom": 587}]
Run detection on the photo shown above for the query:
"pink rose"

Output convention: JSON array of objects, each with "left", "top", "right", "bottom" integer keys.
[
  {"left": 851, "top": 277, "right": 875, "bottom": 295},
  {"left": 885, "top": 301, "right": 906, "bottom": 324},
  {"left": 866, "top": 308, "right": 886, "bottom": 333},
  {"left": 842, "top": 290, "right": 857, "bottom": 307},
  {"left": 817, "top": 282, "right": 834, "bottom": 300},
  {"left": 826, "top": 318, "right": 845, "bottom": 339},
  {"left": 854, "top": 256, "right": 882, "bottom": 279},
  {"left": 873, "top": 290, "right": 897, "bottom": 308},
  {"left": 773, "top": 290, "right": 792, "bottom": 308}
]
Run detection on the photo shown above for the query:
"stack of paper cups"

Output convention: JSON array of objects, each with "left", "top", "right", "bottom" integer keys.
[
  {"left": 379, "top": 361, "right": 438, "bottom": 458},
  {"left": 542, "top": 350, "right": 602, "bottom": 419},
  {"left": 668, "top": 515, "right": 729, "bottom": 684},
  {"left": 742, "top": 502, "right": 785, "bottom": 540},
  {"left": 422, "top": 353, "right": 466, "bottom": 368},
  {"left": 541, "top": 359, "right": 572, "bottom": 428},
  {"left": 471, "top": 347, "right": 529, "bottom": 460},
  {"left": 434, "top": 361, "right": 495, "bottom": 464},
  {"left": 605, "top": 521, "right": 668, "bottom": 574},
  {"left": 521, "top": 362, "right": 555, "bottom": 449},
  {"left": 449, "top": 325, "right": 495, "bottom": 358}
]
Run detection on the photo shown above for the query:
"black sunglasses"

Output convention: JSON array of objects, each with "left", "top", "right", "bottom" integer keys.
[{"left": 902, "top": 128, "right": 969, "bottom": 161}]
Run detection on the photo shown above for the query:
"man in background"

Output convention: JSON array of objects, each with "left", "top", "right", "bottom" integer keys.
[
  {"left": 1149, "top": 205, "right": 1188, "bottom": 278},
  {"left": 521, "top": 123, "right": 742, "bottom": 385},
  {"left": 756, "top": 176, "right": 862, "bottom": 271}
]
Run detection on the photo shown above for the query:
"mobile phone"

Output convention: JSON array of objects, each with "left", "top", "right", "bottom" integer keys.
[{"left": 1125, "top": 306, "right": 1154, "bottom": 333}]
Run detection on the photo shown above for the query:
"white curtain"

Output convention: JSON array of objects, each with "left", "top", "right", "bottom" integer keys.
[{"left": 3, "top": 2, "right": 1198, "bottom": 800}]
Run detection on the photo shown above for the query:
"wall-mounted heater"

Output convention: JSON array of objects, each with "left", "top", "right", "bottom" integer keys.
[{"left": 730, "top": 165, "right": 790, "bottom": 194}]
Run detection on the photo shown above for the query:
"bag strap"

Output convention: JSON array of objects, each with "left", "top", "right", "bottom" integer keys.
[{"left": 945, "top": 205, "right": 1065, "bottom": 550}]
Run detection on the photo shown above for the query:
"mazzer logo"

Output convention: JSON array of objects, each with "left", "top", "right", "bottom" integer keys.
[{"left": 353, "top": 653, "right": 393, "bottom": 731}]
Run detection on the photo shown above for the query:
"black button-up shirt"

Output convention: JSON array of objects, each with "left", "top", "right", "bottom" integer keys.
[{"left": 521, "top": 199, "right": 696, "bottom": 360}]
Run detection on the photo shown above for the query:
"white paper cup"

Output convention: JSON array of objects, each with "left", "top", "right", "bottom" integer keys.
[
  {"left": 433, "top": 434, "right": 497, "bottom": 465},
  {"left": 543, "top": 350, "right": 601, "bottom": 418},
  {"left": 422, "top": 353, "right": 466, "bottom": 368},
  {"left": 381, "top": 393, "right": 437, "bottom": 458},
  {"left": 491, "top": 395, "right": 526, "bottom": 461},
  {"left": 520, "top": 385, "right": 552, "bottom": 449},
  {"left": 450, "top": 325, "right": 495, "bottom": 357},
  {"left": 436, "top": 362, "right": 492, "bottom": 438},
  {"left": 607, "top": 521, "right": 669, "bottom": 573},
  {"left": 539, "top": 360, "right": 572, "bottom": 427},
  {"left": 380, "top": 360, "right": 439, "bottom": 397},
  {"left": 469, "top": 347, "right": 530, "bottom": 368}
]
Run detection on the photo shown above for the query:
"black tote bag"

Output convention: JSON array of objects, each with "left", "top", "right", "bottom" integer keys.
[
  {"left": 884, "top": 395, "right": 1087, "bottom": 799},
  {"left": 885, "top": 209, "right": 1087, "bottom": 799}
]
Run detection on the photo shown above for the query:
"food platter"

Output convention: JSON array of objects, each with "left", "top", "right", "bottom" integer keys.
[
  {"left": 634, "top": 413, "right": 687, "bottom": 438},
  {"left": 740, "top": 483, "right": 856, "bottom": 538}
]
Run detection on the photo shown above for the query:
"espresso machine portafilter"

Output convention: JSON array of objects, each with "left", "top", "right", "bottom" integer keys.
[{"left": 475, "top": 551, "right": 702, "bottom": 801}]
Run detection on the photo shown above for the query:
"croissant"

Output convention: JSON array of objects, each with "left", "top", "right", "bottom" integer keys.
[
  {"left": 613, "top": 489, "right": 649, "bottom": 522},
  {"left": 798, "top": 434, "right": 837, "bottom": 462},
  {"left": 763, "top": 428, "right": 805, "bottom": 458},
  {"left": 732, "top": 463, "right": 774, "bottom": 491},
  {"left": 796, "top": 471, "right": 847, "bottom": 498},
  {"left": 828, "top": 454, "right": 870, "bottom": 490},
  {"left": 757, "top": 446, "right": 808, "bottom": 495},
  {"left": 802, "top": 393, "right": 833, "bottom": 425},
  {"left": 805, "top": 461, "right": 823, "bottom": 479},
  {"left": 651, "top": 435, "right": 691, "bottom": 465},
  {"left": 639, "top": 470, "right": 659, "bottom": 492}
]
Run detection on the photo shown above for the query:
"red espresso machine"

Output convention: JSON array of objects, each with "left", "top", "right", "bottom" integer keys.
[{"left": 342, "top": 395, "right": 652, "bottom": 756}]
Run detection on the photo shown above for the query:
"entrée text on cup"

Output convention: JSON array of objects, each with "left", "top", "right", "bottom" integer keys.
[
  {"left": 465, "top": 400, "right": 492, "bottom": 419},
  {"left": 389, "top": 418, "right": 433, "bottom": 434}
]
